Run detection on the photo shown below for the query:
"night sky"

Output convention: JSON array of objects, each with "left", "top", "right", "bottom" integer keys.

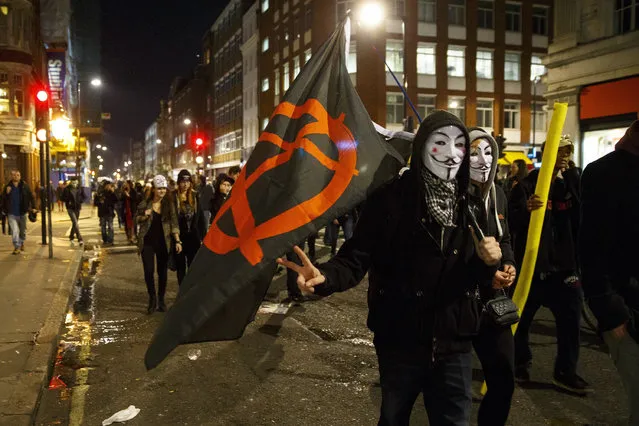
[{"left": 101, "top": 0, "right": 227, "bottom": 158}]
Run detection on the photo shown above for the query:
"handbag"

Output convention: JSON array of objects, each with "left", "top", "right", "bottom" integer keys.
[{"left": 483, "top": 289, "right": 520, "bottom": 327}]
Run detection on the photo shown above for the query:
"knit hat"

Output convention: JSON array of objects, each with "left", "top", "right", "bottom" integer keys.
[
  {"left": 177, "top": 169, "right": 192, "bottom": 183},
  {"left": 153, "top": 175, "right": 168, "bottom": 188}
]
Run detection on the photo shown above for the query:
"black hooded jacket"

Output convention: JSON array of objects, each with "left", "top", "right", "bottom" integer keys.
[{"left": 314, "top": 111, "right": 496, "bottom": 359}]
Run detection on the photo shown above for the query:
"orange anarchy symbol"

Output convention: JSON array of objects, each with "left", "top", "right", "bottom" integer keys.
[{"left": 203, "top": 98, "right": 360, "bottom": 266}]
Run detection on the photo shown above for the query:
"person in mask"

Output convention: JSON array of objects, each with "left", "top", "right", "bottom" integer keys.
[
  {"left": 61, "top": 177, "right": 86, "bottom": 246},
  {"left": 278, "top": 110, "right": 502, "bottom": 425},
  {"left": 468, "top": 129, "right": 517, "bottom": 426}
]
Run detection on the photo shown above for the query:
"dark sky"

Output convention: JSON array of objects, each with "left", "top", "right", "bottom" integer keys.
[{"left": 101, "top": 0, "right": 227, "bottom": 157}]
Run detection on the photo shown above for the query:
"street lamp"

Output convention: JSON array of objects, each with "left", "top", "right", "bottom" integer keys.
[
  {"left": 183, "top": 118, "right": 192, "bottom": 126},
  {"left": 531, "top": 75, "right": 542, "bottom": 156},
  {"left": 102, "top": 146, "right": 107, "bottom": 151},
  {"left": 156, "top": 139, "right": 162, "bottom": 144},
  {"left": 91, "top": 78, "right": 102, "bottom": 87},
  {"left": 358, "top": 2, "right": 385, "bottom": 28}
]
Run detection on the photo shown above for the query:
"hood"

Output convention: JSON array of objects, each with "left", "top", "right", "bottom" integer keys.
[
  {"left": 616, "top": 119, "right": 639, "bottom": 157},
  {"left": 467, "top": 127, "right": 499, "bottom": 201},
  {"left": 410, "top": 110, "right": 471, "bottom": 193}
]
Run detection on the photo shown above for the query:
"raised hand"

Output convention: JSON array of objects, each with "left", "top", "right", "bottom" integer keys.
[{"left": 277, "top": 245, "right": 326, "bottom": 294}]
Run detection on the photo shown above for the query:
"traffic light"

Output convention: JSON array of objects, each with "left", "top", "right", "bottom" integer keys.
[
  {"left": 492, "top": 132, "right": 507, "bottom": 159},
  {"left": 35, "top": 87, "right": 50, "bottom": 141},
  {"left": 195, "top": 137, "right": 203, "bottom": 147}
]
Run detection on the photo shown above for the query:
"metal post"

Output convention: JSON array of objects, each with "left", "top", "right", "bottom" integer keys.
[
  {"left": 45, "top": 139, "right": 53, "bottom": 258},
  {"left": 532, "top": 79, "right": 537, "bottom": 154},
  {"left": 39, "top": 140, "right": 47, "bottom": 245}
]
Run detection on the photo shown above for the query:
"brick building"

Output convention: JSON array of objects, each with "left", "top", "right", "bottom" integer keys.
[{"left": 257, "top": 0, "right": 552, "bottom": 150}]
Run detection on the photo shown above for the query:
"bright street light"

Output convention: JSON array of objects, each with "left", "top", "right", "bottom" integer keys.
[
  {"left": 99, "top": 158, "right": 103, "bottom": 163},
  {"left": 91, "top": 78, "right": 102, "bottom": 87},
  {"left": 449, "top": 100, "right": 459, "bottom": 109},
  {"left": 96, "top": 144, "right": 102, "bottom": 149},
  {"left": 358, "top": 2, "right": 385, "bottom": 28},
  {"left": 1, "top": 152, "right": 6, "bottom": 159},
  {"left": 117, "top": 168, "right": 121, "bottom": 172},
  {"left": 50, "top": 117, "right": 72, "bottom": 141},
  {"left": 99, "top": 164, "right": 103, "bottom": 170},
  {"left": 183, "top": 118, "right": 192, "bottom": 126},
  {"left": 102, "top": 146, "right": 107, "bottom": 151},
  {"left": 196, "top": 156, "right": 204, "bottom": 164},
  {"left": 156, "top": 139, "right": 162, "bottom": 144}
]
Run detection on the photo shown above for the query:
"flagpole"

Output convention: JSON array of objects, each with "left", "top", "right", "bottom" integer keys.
[{"left": 370, "top": 45, "right": 422, "bottom": 124}]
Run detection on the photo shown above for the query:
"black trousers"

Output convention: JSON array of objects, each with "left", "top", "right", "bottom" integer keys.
[
  {"left": 514, "top": 272, "right": 583, "bottom": 376},
  {"left": 473, "top": 322, "right": 515, "bottom": 426},
  {"left": 141, "top": 243, "right": 168, "bottom": 301},
  {"left": 176, "top": 236, "right": 200, "bottom": 286}
]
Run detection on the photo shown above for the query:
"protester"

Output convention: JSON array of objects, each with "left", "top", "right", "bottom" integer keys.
[
  {"left": 468, "top": 129, "right": 517, "bottom": 425},
  {"left": 504, "top": 159, "right": 529, "bottom": 199},
  {"left": 94, "top": 180, "right": 118, "bottom": 245},
  {"left": 209, "top": 173, "right": 234, "bottom": 222},
  {"left": 580, "top": 120, "right": 639, "bottom": 425},
  {"left": 278, "top": 111, "right": 502, "bottom": 424},
  {"left": 61, "top": 177, "right": 86, "bottom": 246},
  {"left": 228, "top": 165, "right": 241, "bottom": 183},
  {"left": 56, "top": 181, "right": 65, "bottom": 212},
  {"left": 174, "top": 170, "right": 206, "bottom": 286},
  {"left": 136, "top": 175, "right": 181, "bottom": 314},
  {"left": 197, "top": 174, "right": 214, "bottom": 226},
  {"left": 509, "top": 136, "right": 591, "bottom": 395},
  {"left": 120, "top": 180, "right": 138, "bottom": 244},
  {"left": 2, "top": 169, "right": 36, "bottom": 254}
]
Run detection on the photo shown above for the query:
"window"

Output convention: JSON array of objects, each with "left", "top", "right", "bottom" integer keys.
[
  {"left": 0, "top": 7, "right": 9, "bottom": 45},
  {"left": 417, "top": 44, "right": 435, "bottom": 75},
  {"left": 294, "top": 56, "right": 300, "bottom": 78},
  {"left": 478, "top": 1, "right": 494, "bottom": 29},
  {"left": 262, "top": 77, "right": 269, "bottom": 92},
  {"left": 417, "top": 95, "right": 436, "bottom": 119},
  {"left": 505, "top": 3, "right": 521, "bottom": 32},
  {"left": 476, "top": 100, "right": 493, "bottom": 128},
  {"left": 261, "top": 0, "right": 269, "bottom": 13},
  {"left": 504, "top": 101, "right": 520, "bottom": 129},
  {"left": 532, "top": 5, "right": 548, "bottom": 35},
  {"left": 531, "top": 102, "right": 546, "bottom": 131},
  {"left": 293, "top": 17, "right": 301, "bottom": 39},
  {"left": 304, "top": 48, "right": 312, "bottom": 64},
  {"left": 347, "top": 41, "right": 357, "bottom": 73},
  {"left": 418, "top": 0, "right": 436, "bottom": 23},
  {"left": 447, "top": 46, "right": 465, "bottom": 77},
  {"left": 531, "top": 55, "right": 545, "bottom": 80},
  {"left": 476, "top": 50, "right": 493, "bottom": 79},
  {"left": 283, "top": 63, "right": 290, "bottom": 91},
  {"left": 390, "top": 0, "right": 405, "bottom": 17},
  {"left": 274, "top": 68, "right": 280, "bottom": 96},
  {"left": 204, "top": 48, "right": 211, "bottom": 65},
  {"left": 385, "top": 40, "right": 404, "bottom": 73},
  {"left": 504, "top": 52, "right": 520, "bottom": 81},
  {"left": 448, "top": 0, "right": 465, "bottom": 26},
  {"left": 614, "top": 0, "right": 638, "bottom": 34},
  {"left": 262, "top": 37, "right": 269, "bottom": 52},
  {"left": 386, "top": 93, "right": 404, "bottom": 125},
  {"left": 448, "top": 97, "right": 466, "bottom": 122},
  {"left": 305, "top": 8, "right": 312, "bottom": 31},
  {"left": 0, "top": 87, "right": 8, "bottom": 115}
]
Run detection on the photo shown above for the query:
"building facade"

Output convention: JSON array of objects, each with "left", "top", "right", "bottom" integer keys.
[
  {"left": 241, "top": 1, "right": 260, "bottom": 163},
  {"left": 209, "top": 0, "right": 252, "bottom": 175},
  {"left": 0, "top": 0, "right": 48, "bottom": 187},
  {"left": 257, "top": 0, "right": 552, "bottom": 150},
  {"left": 144, "top": 121, "right": 158, "bottom": 178},
  {"left": 545, "top": 0, "right": 639, "bottom": 168}
]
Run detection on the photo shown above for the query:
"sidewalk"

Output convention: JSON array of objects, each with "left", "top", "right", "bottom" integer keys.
[{"left": 0, "top": 211, "right": 93, "bottom": 425}]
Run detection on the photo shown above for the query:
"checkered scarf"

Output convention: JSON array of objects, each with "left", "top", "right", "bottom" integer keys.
[{"left": 422, "top": 169, "right": 458, "bottom": 228}]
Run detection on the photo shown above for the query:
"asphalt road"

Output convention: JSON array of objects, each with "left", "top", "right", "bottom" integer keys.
[{"left": 33, "top": 224, "right": 629, "bottom": 426}]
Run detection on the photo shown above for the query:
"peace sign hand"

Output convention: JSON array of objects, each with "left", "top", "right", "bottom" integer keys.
[{"left": 277, "top": 245, "right": 326, "bottom": 294}]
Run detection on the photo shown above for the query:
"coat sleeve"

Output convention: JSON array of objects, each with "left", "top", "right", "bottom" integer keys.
[
  {"left": 579, "top": 163, "right": 629, "bottom": 331},
  {"left": 313, "top": 186, "right": 389, "bottom": 297},
  {"left": 169, "top": 199, "right": 180, "bottom": 237},
  {"left": 195, "top": 195, "right": 207, "bottom": 240},
  {"left": 136, "top": 200, "right": 150, "bottom": 223}
]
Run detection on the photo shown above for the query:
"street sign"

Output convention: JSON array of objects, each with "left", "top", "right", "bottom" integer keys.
[{"left": 101, "top": 113, "right": 111, "bottom": 120}]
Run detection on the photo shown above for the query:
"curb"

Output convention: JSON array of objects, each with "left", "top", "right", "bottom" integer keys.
[{"left": 8, "top": 248, "right": 85, "bottom": 425}]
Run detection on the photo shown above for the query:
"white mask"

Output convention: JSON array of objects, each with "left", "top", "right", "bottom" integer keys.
[
  {"left": 422, "top": 125, "right": 466, "bottom": 181},
  {"left": 470, "top": 138, "right": 493, "bottom": 183}
]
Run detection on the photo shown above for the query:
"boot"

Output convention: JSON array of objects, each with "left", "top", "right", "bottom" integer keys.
[
  {"left": 157, "top": 280, "right": 167, "bottom": 312},
  {"left": 147, "top": 294, "right": 157, "bottom": 315},
  {"left": 157, "top": 298, "right": 167, "bottom": 312}
]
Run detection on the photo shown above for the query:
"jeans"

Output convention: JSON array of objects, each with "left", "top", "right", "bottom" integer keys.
[
  {"left": 8, "top": 214, "right": 27, "bottom": 249},
  {"left": 514, "top": 273, "right": 583, "bottom": 376},
  {"left": 473, "top": 323, "right": 515, "bottom": 426},
  {"left": 604, "top": 331, "right": 639, "bottom": 425},
  {"left": 100, "top": 216, "right": 114, "bottom": 243},
  {"left": 376, "top": 348, "right": 472, "bottom": 426},
  {"left": 141, "top": 244, "right": 168, "bottom": 301},
  {"left": 327, "top": 216, "right": 354, "bottom": 254},
  {"left": 68, "top": 209, "right": 83, "bottom": 242}
]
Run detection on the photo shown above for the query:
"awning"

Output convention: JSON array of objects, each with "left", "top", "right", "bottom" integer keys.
[{"left": 498, "top": 151, "right": 533, "bottom": 166}]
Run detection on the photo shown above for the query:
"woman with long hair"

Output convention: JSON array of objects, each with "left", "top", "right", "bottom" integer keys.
[
  {"left": 136, "top": 175, "right": 181, "bottom": 314},
  {"left": 505, "top": 159, "right": 529, "bottom": 199},
  {"left": 174, "top": 169, "right": 206, "bottom": 286},
  {"left": 209, "top": 173, "right": 234, "bottom": 223},
  {"left": 121, "top": 180, "right": 138, "bottom": 244}
]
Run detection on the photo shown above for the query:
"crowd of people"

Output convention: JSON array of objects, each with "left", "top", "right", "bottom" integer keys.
[{"left": 278, "top": 113, "right": 639, "bottom": 425}]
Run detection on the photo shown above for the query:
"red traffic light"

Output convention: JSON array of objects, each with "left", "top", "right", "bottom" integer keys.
[
  {"left": 195, "top": 137, "right": 203, "bottom": 146},
  {"left": 36, "top": 90, "right": 48, "bottom": 102}
]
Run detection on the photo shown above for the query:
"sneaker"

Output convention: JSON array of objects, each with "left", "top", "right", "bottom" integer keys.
[
  {"left": 552, "top": 372, "right": 593, "bottom": 396},
  {"left": 515, "top": 364, "right": 531, "bottom": 383},
  {"left": 78, "top": 240, "right": 84, "bottom": 246},
  {"left": 20, "top": 244, "right": 24, "bottom": 252},
  {"left": 12, "top": 248, "right": 20, "bottom": 255}
]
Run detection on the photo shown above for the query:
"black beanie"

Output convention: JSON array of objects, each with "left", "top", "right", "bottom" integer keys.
[{"left": 177, "top": 169, "right": 192, "bottom": 183}]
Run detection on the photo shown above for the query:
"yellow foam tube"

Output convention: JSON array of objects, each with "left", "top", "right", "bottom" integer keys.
[{"left": 481, "top": 102, "right": 568, "bottom": 396}]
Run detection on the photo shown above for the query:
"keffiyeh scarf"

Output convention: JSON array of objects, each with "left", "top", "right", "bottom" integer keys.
[{"left": 422, "top": 169, "right": 458, "bottom": 228}]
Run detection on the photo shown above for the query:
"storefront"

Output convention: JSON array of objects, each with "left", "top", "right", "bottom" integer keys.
[{"left": 579, "top": 76, "right": 639, "bottom": 169}]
